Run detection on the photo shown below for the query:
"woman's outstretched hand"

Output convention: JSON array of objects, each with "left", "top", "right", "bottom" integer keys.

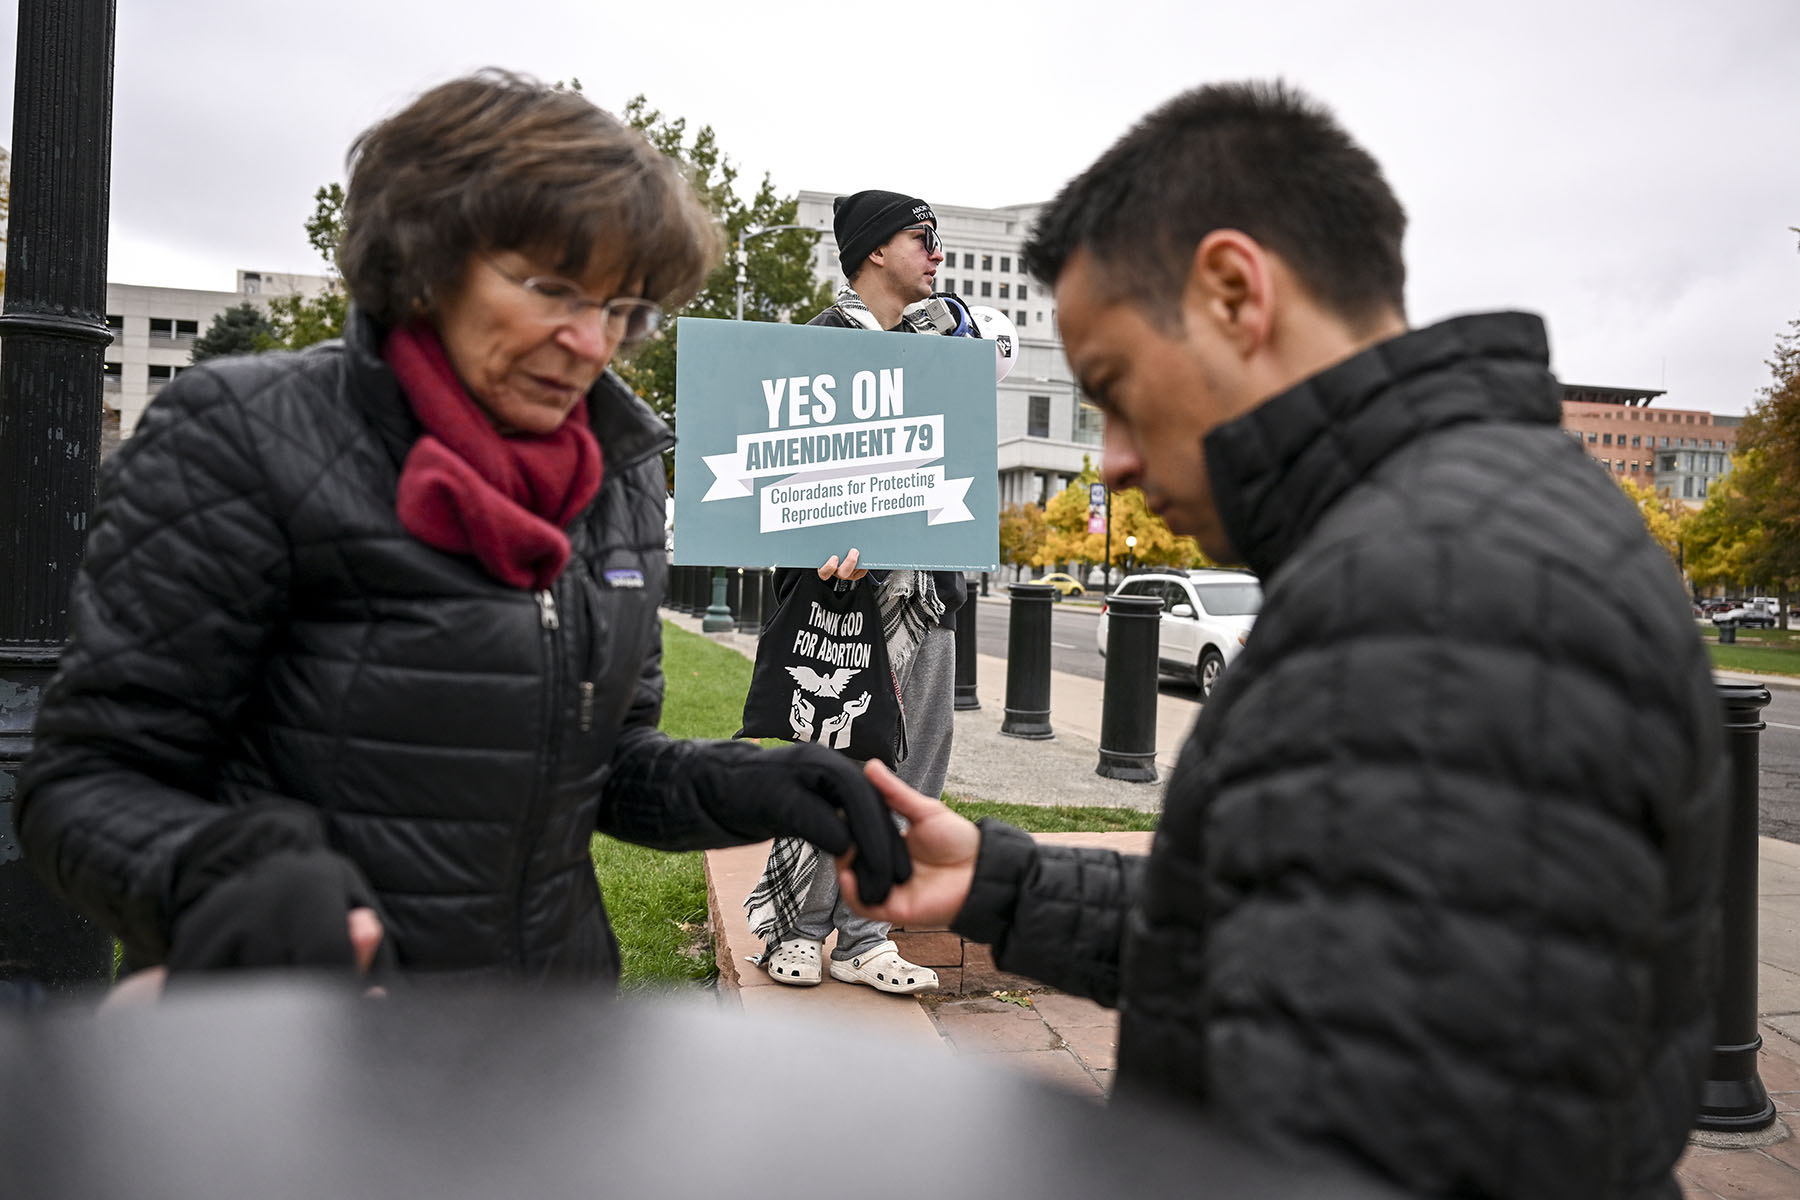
[{"left": 838, "top": 760, "right": 980, "bottom": 928}]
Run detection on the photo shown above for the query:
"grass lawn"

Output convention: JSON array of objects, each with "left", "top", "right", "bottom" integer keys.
[
  {"left": 1700, "top": 624, "right": 1800, "bottom": 677},
  {"left": 591, "top": 620, "right": 752, "bottom": 991},
  {"left": 945, "top": 798, "right": 1158, "bottom": 833},
  {"left": 596, "top": 620, "right": 1164, "bottom": 989}
]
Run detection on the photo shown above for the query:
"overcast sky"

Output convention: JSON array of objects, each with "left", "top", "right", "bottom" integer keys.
[{"left": 2, "top": 0, "right": 1794, "bottom": 414}]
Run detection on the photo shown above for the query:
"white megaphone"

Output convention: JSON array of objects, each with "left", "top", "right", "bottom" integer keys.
[
  {"left": 907, "top": 294, "right": 1021, "bottom": 382},
  {"left": 968, "top": 306, "right": 1020, "bottom": 382}
]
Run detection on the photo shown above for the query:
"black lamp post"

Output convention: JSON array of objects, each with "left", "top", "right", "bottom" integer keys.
[{"left": 0, "top": 0, "right": 120, "bottom": 992}]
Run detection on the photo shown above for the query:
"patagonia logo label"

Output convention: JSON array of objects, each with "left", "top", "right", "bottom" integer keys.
[{"left": 604, "top": 569, "right": 645, "bottom": 589}]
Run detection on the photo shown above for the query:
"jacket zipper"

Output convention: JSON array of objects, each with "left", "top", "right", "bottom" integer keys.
[{"left": 517, "top": 585, "right": 563, "bottom": 967}]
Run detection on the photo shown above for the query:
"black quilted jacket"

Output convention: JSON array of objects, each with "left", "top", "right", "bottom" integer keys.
[
  {"left": 954, "top": 313, "right": 1727, "bottom": 1198},
  {"left": 17, "top": 308, "right": 763, "bottom": 984}
]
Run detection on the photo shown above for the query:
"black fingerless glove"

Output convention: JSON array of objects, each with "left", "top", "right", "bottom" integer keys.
[
  {"left": 703, "top": 742, "right": 912, "bottom": 906},
  {"left": 164, "top": 804, "right": 395, "bottom": 978}
]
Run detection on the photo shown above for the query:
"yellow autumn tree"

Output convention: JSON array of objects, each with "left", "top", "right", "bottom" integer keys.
[
  {"left": 1033, "top": 456, "right": 1210, "bottom": 572},
  {"left": 1617, "top": 474, "right": 1684, "bottom": 561},
  {"left": 998, "top": 502, "right": 1048, "bottom": 568}
]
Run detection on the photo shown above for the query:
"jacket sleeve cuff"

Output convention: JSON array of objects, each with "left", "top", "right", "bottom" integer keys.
[{"left": 951, "top": 817, "right": 1038, "bottom": 946}]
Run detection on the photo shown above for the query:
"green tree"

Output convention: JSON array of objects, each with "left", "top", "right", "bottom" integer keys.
[
  {"left": 191, "top": 302, "right": 276, "bottom": 363},
  {"left": 612, "top": 95, "right": 835, "bottom": 486},
  {"left": 1682, "top": 322, "right": 1800, "bottom": 624},
  {"left": 260, "top": 183, "right": 348, "bottom": 351}
]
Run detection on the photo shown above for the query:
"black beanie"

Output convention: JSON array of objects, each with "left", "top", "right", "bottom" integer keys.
[{"left": 833, "top": 190, "right": 935, "bottom": 278}]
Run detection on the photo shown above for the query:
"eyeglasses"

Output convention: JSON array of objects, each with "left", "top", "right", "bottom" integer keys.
[
  {"left": 482, "top": 256, "right": 664, "bottom": 345},
  {"left": 900, "top": 225, "right": 943, "bottom": 256}
]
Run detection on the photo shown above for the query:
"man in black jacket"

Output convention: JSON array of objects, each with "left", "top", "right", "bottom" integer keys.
[
  {"left": 844, "top": 84, "right": 1726, "bottom": 1199},
  {"left": 745, "top": 191, "right": 966, "bottom": 995}
]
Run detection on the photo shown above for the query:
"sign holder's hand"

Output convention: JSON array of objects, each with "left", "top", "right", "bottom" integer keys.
[
  {"left": 819, "top": 548, "right": 870, "bottom": 582},
  {"left": 837, "top": 760, "right": 979, "bottom": 927}
]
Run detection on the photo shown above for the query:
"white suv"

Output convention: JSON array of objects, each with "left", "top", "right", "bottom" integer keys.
[{"left": 1096, "top": 569, "right": 1261, "bottom": 698}]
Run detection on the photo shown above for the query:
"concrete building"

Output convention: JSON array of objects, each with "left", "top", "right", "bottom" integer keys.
[
  {"left": 795, "top": 190, "right": 1099, "bottom": 508},
  {"left": 1558, "top": 384, "right": 1737, "bottom": 507},
  {"left": 104, "top": 270, "right": 331, "bottom": 438}
]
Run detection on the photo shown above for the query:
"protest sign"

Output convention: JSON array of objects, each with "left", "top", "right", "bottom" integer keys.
[{"left": 671, "top": 318, "right": 1000, "bottom": 569}]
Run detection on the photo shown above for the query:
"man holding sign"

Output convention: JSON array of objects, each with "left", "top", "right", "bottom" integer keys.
[{"left": 744, "top": 191, "right": 969, "bottom": 995}]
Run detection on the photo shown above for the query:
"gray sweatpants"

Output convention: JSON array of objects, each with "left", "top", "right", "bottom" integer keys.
[{"left": 789, "top": 623, "right": 956, "bottom": 959}]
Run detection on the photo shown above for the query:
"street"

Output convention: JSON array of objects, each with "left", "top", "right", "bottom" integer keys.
[{"left": 969, "top": 595, "right": 1800, "bottom": 843}]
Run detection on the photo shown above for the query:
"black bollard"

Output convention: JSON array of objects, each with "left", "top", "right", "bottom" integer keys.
[
  {"left": 1096, "top": 593, "right": 1162, "bottom": 782},
  {"left": 724, "top": 569, "right": 742, "bottom": 627},
  {"left": 702, "top": 567, "right": 734, "bottom": 633},
  {"left": 0, "top": 0, "right": 122, "bottom": 993},
  {"left": 737, "top": 569, "right": 765, "bottom": 636},
  {"left": 1695, "top": 682, "right": 1776, "bottom": 1132},
  {"left": 661, "top": 559, "right": 675, "bottom": 609},
  {"left": 1000, "top": 584, "right": 1056, "bottom": 739},
  {"left": 684, "top": 566, "right": 707, "bottom": 618},
  {"left": 953, "top": 589, "right": 980, "bottom": 711}
]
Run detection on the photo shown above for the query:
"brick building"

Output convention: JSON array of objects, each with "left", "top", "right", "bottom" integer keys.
[{"left": 1559, "top": 384, "right": 1738, "bottom": 507}]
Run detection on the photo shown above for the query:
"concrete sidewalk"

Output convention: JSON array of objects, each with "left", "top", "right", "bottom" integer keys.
[{"left": 664, "top": 608, "right": 1800, "bottom": 1192}]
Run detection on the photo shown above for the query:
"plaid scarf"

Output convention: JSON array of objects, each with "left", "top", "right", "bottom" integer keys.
[
  {"left": 744, "top": 837, "right": 819, "bottom": 953},
  {"left": 828, "top": 283, "right": 937, "bottom": 334}
]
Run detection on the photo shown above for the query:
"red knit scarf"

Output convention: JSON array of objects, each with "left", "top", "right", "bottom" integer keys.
[{"left": 383, "top": 321, "right": 603, "bottom": 590}]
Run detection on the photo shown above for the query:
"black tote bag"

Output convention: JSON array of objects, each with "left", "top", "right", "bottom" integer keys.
[{"left": 737, "top": 574, "right": 903, "bottom": 767}]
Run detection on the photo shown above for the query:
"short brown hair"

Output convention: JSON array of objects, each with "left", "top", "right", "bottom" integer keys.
[{"left": 339, "top": 70, "right": 720, "bottom": 327}]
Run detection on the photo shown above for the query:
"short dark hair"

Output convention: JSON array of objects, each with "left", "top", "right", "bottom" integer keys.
[
  {"left": 340, "top": 70, "right": 720, "bottom": 327},
  {"left": 1023, "top": 81, "right": 1406, "bottom": 330}
]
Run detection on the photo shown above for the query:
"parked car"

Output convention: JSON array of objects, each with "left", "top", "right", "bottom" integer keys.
[
  {"left": 1030, "top": 572, "right": 1086, "bottom": 598},
  {"left": 1711, "top": 605, "right": 1777, "bottom": 629},
  {"left": 1096, "top": 569, "right": 1260, "bottom": 698}
]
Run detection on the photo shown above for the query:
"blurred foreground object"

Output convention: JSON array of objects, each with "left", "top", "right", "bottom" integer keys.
[{"left": 0, "top": 983, "right": 1400, "bottom": 1200}]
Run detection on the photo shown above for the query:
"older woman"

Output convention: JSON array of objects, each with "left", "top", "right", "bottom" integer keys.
[{"left": 14, "top": 72, "right": 905, "bottom": 986}]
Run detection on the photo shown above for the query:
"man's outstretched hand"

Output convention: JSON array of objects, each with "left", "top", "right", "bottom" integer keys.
[{"left": 838, "top": 760, "right": 980, "bottom": 927}]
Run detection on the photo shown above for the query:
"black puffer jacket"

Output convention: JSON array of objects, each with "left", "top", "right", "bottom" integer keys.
[
  {"left": 17, "top": 309, "right": 769, "bottom": 984},
  {"left": 954, "top": 314, "right": 1727, "bottom": 1198}
]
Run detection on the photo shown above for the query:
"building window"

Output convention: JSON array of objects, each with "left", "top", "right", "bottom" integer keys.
[
  {"left": 102, "top": 361, "right": 122, "bottom": 391},
  {"left": 962, "top": 254, "right": 973, "bottom": 269},
  {"left": 981, "top": 282, "right": 992, "bottom": 297},
  {"left": 999, "top": 282, "right": 1010, "bottom": 299},
  {"left": 1586, "top": 432, "right": 1597, "bottom": 444},
  {"left": 106, "top": 313, "right": 124, "bottom": 332},
  {"left": 1630, "top": 461, "right": 1639, "bottom": 472},
  {"left": 1027, "top": 395, "right": 1051, "bottom": 439},
  {"left": 1018, "top": 285, "right": 1028, "bottom": 301},
  {"left": 1036, "top": 311, "right": 1044, "bottom": 324},
  {"left": 982, "top": 254, "right": 993, "bottom": 271},
  {"left": 176, "top": 319, "right": 198, "bottom": 338},
  {"left": 1601, "top": 433, "right": 1612, "bottom": 446},
  {"left": 1074, "top": 398, "right": 1104, "bottom": 446},
  {"left": 149, "top": 318, "right": 174, "bottom": 339},
  {"left": 1000, "top": 256, "right": 1011, "bottom": 272},
  {"left": 944, "top": 278, "right": 956, "bottom": 292},
  {"left": 1631, "top": 435, "right": 1640, "bottom": 447},
  {"left": 1017, "top": 310, "right": 1029, "bottom": 325}
]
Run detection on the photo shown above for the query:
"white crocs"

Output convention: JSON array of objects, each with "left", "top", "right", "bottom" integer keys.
[
  {"left": 764, "top": 938, "right": 823, "bottom": 986},
  {"left": 828, "top": 940, "right": 938, "bottom": 995}
]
